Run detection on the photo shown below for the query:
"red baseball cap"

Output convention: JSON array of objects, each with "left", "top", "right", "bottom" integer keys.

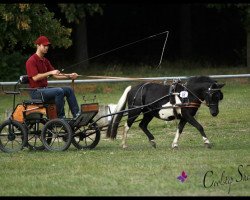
[{"left": 34, "top": 36, "right": 51, "bottom": 45}]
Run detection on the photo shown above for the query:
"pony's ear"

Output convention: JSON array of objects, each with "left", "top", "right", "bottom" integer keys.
[{"left": 217, "top": 83, "right": 225, "bottom": 89}]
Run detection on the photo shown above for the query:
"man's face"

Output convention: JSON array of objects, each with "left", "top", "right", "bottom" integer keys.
[{"left": 38, "top": 44, "right": 49, "bottom": 54}]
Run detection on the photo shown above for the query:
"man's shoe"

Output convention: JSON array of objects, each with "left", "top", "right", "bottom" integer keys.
[
  {"left": 58, "top": 115, "right": 66, "bottom": 119},
  {"left": 73, "top": 111, "right": 81, "bottom": 119}
]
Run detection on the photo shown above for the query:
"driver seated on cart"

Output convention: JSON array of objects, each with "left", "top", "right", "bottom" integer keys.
[{"left": 25, "top": 35, "right": 80, "bottom": 119}]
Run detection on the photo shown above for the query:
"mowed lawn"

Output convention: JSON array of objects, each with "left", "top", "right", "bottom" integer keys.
[{"left": 0, "top": 76, "right": 249, "bottom": 196}]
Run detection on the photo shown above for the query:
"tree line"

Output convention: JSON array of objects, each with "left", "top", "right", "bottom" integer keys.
[
  {"left": 0, "top": 3, "right": 250, "bottom": 81},
  {"left": 0, "top": 3, "right": 103, "bottom": 81}
]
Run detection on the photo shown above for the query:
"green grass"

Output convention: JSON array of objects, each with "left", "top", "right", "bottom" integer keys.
[{"left": 0, "top": 64, "right": 250, "bottom": 196}]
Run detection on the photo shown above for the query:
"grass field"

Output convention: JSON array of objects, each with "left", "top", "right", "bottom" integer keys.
[{"left": 0, "top": 64, "right": 249, "bottom": 196}]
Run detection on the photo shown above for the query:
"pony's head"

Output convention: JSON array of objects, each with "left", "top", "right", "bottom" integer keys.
[
  {"left": 204, "top": 82, "right": 225, "bottom": 116},
  {"left": 186, "top": 76, "right": 225, "bottom": 117}
]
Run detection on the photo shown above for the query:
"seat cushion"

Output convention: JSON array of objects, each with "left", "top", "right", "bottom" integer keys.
[{"left": 23, "top": 99, "right": 44, "bottom": 105}]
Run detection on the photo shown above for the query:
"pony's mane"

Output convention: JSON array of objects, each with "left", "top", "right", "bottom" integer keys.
[{"left": 187, "top": 76, "right": 215, "bottom": 85}]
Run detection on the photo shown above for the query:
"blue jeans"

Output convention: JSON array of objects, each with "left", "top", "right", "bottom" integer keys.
[{"left": 30, "top": 87, "right": 80, "bottom": 118}]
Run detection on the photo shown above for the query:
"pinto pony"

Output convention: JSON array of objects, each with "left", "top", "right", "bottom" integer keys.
[{"left": 106, "top": 76, "right": 225, "bottom": 149}]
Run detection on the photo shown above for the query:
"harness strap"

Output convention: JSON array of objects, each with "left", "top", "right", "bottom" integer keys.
[
  {"left": 132, "top": 82, "right": 152, "bottom": 107},
  {"left": 175, "top": 102, "right": 201, "bottom": 108}
]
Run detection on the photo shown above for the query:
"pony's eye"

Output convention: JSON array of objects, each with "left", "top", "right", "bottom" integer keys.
[{"left": 212, "top": 92, "right": 220, "bottom": 100}]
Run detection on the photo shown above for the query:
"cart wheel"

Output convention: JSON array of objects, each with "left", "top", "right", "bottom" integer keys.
[
  {"left": 0, "top": 119, "right": 28, "bottom": 153},
  {"left": 41, "top": 118, "right": 73, "bottom": 151},
  {"left": 26, "top": 119, "right": 51, "bottom": 150},
  {"left": 71, "top": 120, "right": 101, "bottom": 150}
]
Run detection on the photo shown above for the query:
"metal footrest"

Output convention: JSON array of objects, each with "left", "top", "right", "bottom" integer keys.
[{"left": 72, "top": 103, "right": 99, "bottom": 126}]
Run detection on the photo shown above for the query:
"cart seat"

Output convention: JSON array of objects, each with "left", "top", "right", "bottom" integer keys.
[
  {"left": 19, "top": 75, "right": 56, "bottom": 105},
  {"left": 23, "top": 99, "right": 44, "bottom": 105},
  {"left": 23, "top": 98, "right": 55, "bottom": 105}
]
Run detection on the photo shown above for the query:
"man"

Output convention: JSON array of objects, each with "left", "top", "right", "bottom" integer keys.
[{"left": 26, "top": 35, "right": 80, "bottom": 118}]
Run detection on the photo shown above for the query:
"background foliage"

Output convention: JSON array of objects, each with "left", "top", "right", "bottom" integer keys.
[{"left": 0, "top": 3, "right": 103, "bottom": 81}]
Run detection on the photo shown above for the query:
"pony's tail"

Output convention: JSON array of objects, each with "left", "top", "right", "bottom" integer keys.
[{"left": 106, "top": 86, "right": 132, "bottom": 139}]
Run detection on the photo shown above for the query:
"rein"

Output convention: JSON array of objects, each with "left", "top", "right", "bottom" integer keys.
[{"left": 180, "top": 83, "right": 205, "bottom": 105}]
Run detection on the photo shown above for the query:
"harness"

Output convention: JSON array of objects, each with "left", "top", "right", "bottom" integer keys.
[{"left": 130, "top": 79, "right": 220, "bottom": 113}]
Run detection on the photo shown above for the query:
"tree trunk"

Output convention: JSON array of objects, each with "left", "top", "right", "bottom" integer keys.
[
  {"left": 247, "top": 32, "right": 250, "bottom": 67},
  {"left": 179, "top": 4, "right": 192, "bottom": 59},
  {"left": 74, "top": 17, "right": 89, "bottom": 70}
]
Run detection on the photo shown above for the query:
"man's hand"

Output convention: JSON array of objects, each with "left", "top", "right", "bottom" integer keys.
[
  {"left": 50, "top": 70, "right": 60, "bottom": 75},
  {"left": 69, "top": 73, "right": 78, "bottom": 80}
]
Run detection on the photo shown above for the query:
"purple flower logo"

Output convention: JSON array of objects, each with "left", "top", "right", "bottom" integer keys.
[{"left": 177, "top": 171, "right": 188, "bottom": 183}]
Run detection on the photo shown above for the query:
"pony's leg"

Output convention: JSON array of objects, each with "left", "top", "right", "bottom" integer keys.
[
  {"left": 138, "top": 114, "right": 156, "bottom": 148},
  {"left": 121, "top": 121, "right": 130, "bottom": 149},
  {"left": 172, "top": 118, "right": 187, "bottom": 149},
  {"left": 184, "top": 114, "right": 212, "bottom": 148},
  {"left": 121, "top": 111, "right": 140, "bottom": 149}
]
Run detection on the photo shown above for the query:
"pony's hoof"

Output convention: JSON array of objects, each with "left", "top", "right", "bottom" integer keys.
[
  {"left": 121, "top": 144, "right": 128, "bottom": 149},
  {"left": 172, "top": 146, "right": 178, "bottom": 150},
  {"left": 171, "top": 143, "right": 178, "bottom": 149},
  {"left": 149, "top": 140, "right": 156, "bottom": 148},
  {"left": 204, "top": 143, "right": 212, "bottom": 148}
]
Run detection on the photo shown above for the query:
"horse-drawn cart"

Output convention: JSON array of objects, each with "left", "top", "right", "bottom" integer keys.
[{"left": 0, "top": 75, "right": 225, "bottom": 153}]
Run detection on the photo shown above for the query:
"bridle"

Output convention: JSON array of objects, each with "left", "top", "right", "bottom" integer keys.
[
  {"left": 204, "top": 85, "right": 222, "bottom": 107},
  {"left": 179, "top": 82, "right": 221, "bottom": 108}
]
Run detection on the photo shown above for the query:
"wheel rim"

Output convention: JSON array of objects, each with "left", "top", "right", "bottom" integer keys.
[
  {"left": 72, "top": 122, "right": 100, "bottom": 149},
  {"left": 0, "top": 120, "right": 27, "bottom": 153},
  {"left": 41, "top": 119, "right": 72, "bottom": 151}
]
